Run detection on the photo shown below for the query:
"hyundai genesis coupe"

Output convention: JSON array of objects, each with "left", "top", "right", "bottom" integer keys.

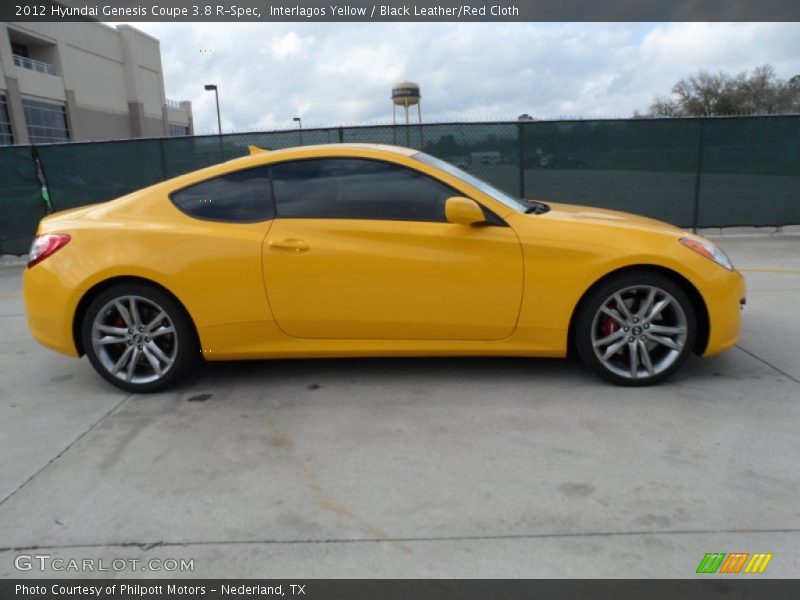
[{"left": 23, "top": 144, "right": 745, "bottom": 392}]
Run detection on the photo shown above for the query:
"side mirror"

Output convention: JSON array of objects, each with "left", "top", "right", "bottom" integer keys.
[{"left": 445, "top": 196, "right": 485, "bottom": 226}]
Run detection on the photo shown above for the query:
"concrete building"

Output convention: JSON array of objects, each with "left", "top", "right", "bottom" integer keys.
[{"left": 0, "top": 22, "right": 192, "bottom": 145}]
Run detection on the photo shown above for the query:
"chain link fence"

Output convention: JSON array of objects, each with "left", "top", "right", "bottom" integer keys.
[{"left": 1, "top": 115, "right": 799, "bottom": 254}]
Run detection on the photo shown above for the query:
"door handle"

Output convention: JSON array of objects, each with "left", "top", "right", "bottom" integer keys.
[{"left": 269, "top": 239, "right": 310, "bottom": 252}]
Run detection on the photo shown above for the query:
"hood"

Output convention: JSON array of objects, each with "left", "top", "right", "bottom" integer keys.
[{"left": 541, "top": 202, "right": 685, "bottom": 237}]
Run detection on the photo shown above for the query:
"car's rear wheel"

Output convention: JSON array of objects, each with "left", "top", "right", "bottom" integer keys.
[
  {"left": 575, "top": 271, "right": 697, "bottom": 386},
  {"left": 81, "top": 283, "right": 198, "bottom": 393}
]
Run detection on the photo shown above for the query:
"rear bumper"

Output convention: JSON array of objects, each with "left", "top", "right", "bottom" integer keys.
[
  {"left": 701, "top": 269, "right": 746, "bottom": 357},
  {"left": 23, "top": 262, "right": 81, "bottom": 357}
]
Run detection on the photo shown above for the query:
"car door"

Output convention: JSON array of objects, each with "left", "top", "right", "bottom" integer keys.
[{"left": 262, "top": 157, "right": 523, "bottom": 341}]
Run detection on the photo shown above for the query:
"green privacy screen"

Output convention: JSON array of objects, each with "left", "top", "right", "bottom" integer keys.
[
  {"left": 1, "top": 115, "right": 798, "bottom": 254},
  {"left": 0, "top": 146, "right": 46, "bottom": 254},
  {"left": 698, "top": 117, "right": 800, "bottom": 227}
]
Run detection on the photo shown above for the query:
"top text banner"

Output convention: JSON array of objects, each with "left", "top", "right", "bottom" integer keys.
[{"left": 4, "top": 0, "right": 800, "bottom": 21}]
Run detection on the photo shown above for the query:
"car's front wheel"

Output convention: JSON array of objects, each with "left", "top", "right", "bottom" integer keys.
[
  {"left": 575, "top": 271, "right": 697, "bottom": 386},
  {"left": 81, "top": 283, "right": 199, "bottom": 393}
]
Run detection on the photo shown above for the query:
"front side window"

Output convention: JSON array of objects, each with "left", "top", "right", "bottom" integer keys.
[
  {"left": 170, "top": 167, "right": 274, "bottom": 223},
  {"left": 414, "top": 152, "right": 527, "bottom": 213},
  {"left": 22, "top": 98, "right": 70, "bottom": 144},
  {"left": 271, "top": 158, "right": 456, "bottom": 222}
]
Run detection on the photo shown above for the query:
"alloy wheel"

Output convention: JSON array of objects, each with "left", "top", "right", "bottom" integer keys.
[
  {"left": 91, "top": 295, "right": 178, "bottom": 384},
  {"left": 590, "top": 285, "right": 688, "bottom": 381}
]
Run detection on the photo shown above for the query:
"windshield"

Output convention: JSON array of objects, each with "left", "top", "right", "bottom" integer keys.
[{"left": 413, "top": 152, "right": 527, "bottom": 213}]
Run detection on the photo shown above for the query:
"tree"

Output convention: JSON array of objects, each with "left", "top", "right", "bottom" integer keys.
[
  {"left": 644, "top": 64, "right": 800, "bottom": 117},
  {"left": 649, "top": 95, "right": 682, "bottom": 117},
  {"left": 736, "top": 65, "right": 797, "bottom": 114}
]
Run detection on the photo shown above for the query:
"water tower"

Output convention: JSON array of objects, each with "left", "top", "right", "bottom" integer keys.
[{"left": 392, "top": 81, "right": 422, "bottom": 125}]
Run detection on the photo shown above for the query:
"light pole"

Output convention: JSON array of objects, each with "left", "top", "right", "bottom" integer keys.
[
  {"left": 205, "top": 84, "right": 222, "bottom": 160},
  {"left": 204, "top": 84, "right": 222, "bottom": 135},
  {"left": 293, "top": 117, "right": 302, "bottom": 144}
]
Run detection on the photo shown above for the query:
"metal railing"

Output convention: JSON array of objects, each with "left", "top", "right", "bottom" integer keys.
[
  {"left": 165, "top": 99, "right": 184, "bottom": 109},
  {"left": 13, "top": 54, "right": 57, "bottom": 76}
]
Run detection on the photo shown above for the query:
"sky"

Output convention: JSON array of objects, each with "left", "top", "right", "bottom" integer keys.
[{"left": 124, "top": 22, "right": 800, "bottom": 134}]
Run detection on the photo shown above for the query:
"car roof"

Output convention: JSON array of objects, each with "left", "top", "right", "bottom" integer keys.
[
  {"left": 259, "top": 143, "right": 419, "bottom": 157},
  {"left": 164, "top": 143, "right": 422, "bottom": 191}
]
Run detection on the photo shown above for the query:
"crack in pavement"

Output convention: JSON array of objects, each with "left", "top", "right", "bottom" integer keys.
[
  {"left": 2, "top": 527, "right": 799, "bottom": 553},
  {"left": 0, "top": 393, "right": 133, "bottom": 510},
  {"left": 264, "top": 415, "right": 413, "bottom": 557},
  {"left": 735, "top": 344, "right": 800, "bottom": 385}
]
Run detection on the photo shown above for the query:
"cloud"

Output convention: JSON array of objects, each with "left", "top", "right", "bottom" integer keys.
[
  {"left": 128, "top": 21, "right": 800, "bottom": 132},
  {"left": 268, "top": 31, "right": 316, "bottom": 61},
  {"left": 641, "top": 22, "right": 800, "bottom": 72}
]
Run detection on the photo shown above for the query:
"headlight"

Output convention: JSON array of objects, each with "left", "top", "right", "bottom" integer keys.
[{"left": 679, "top": 237, "right": 734, "bottom": 270}]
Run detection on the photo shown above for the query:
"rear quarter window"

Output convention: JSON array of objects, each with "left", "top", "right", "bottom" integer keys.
[{"left": 170, "top": 166, "right": 275, "bottom": 223}]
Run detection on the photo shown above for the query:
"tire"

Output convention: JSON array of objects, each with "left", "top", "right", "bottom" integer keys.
[
  {"left": 81, "top": 283, "right": 199, "bottom": 393},
  {"left": 574, "top": 271, "right": 697, "bottom": 386}
]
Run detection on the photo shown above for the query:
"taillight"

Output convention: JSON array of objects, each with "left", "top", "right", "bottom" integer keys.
[{"left": 28, "top": 234, "right": 71, "bottom": 269}]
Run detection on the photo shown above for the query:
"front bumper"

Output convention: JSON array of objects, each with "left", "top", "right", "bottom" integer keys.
[{"left": 701, "top": 269, "right": 746, "bottom": 356}]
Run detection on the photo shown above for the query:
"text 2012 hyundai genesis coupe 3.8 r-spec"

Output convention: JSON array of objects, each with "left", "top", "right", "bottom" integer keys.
[{"left": 23, "top": 144, "right": 745, "bottom": 392}]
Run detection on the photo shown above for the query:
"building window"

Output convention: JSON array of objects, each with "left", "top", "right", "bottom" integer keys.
[
  {"left": 0, "top": 96, "right": 14, "bottom": 145},
  {"left": 169, "top": 123, "right": 189, "bottom": 137},
  {"left": 0, "top": 96, "right": 14, "bottom": 146},
  {"left": 11, "top": 40, "right": 58, "bottom": 76},
  {"left": 22, "top": 98, "right": 70, "bottom": 144},
  {"left": 11, "top": 42, "right": 30, "bottom": 58}
]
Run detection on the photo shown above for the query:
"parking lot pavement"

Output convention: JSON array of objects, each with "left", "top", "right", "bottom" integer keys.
[{"left": 0, "top": 235, "right": 798, "bottom": 579}]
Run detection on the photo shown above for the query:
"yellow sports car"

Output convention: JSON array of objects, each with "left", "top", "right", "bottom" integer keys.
[{"left": 23, "top": 144, "right": 745, "bottom": 392}]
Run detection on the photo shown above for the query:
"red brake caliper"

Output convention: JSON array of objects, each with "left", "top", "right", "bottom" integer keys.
[{"left": 600, "top": 315, "right": 619, "bottom": 337}]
